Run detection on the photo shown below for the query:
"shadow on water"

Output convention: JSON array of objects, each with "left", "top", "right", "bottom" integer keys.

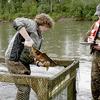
[{"left": 0, "top": 18, "right": 93, "bottom": 100}]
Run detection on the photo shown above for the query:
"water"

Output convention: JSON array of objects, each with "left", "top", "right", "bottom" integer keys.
[{"left": 0, "top": 18, "right": 94, "bottom": 100}]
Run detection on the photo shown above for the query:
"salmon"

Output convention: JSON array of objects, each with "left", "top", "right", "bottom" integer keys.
[{"left": 31, "top": 46, "right": 57, "bottom": 70}]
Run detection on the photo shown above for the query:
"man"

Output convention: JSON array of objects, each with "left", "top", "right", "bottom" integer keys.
[
  {"left": 85, "top": 4, "right": 100, "bottom": 100},
  {"left": 5, "top": 13, "right": 54, "bottom": 100}
]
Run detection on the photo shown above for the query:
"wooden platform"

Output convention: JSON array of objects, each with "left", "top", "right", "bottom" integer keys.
[{"left": 0, "top": 57, "right": 79, "bottom": 100}]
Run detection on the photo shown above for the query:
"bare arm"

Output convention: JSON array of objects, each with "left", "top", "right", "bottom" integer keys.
[
  {"left": 84, "top": 23, "right": 95, "bottom": 42},
  {"left": 19, "top": 27, "right": 32, "bottom": 40},
  {"left": 19, "top": 27, "right": 34, "bottom": 47},
  {"left": 84, "top": 30, "right": 91, "bottom": 42}
]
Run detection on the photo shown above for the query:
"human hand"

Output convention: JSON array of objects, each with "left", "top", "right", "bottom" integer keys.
[
  {"left": 23, "top": 39, "right": 34, "bottom": 47},
  {"left": 36, "top": 61, "right": 50, "bottom": 67},
  {"left": 93, "top": 45, "right": 100, "bottom": 50},
  {"left": 87, "top": 36, "right": 94, "bottom": 43},
  {"left": 42, "top": 61, "right": 50, "bottom": 67}
]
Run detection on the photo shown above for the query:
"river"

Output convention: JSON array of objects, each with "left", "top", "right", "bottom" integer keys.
[{"left": 0, "top": 18, "right": 93, "bottom": 100}]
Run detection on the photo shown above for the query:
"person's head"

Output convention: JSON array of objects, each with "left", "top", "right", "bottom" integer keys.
[
  {"left": 34, "top": 13, "right": 54, "bottom": 32},
  {"left": 95, "top": 4, "right": 100, "bottom": 18}
]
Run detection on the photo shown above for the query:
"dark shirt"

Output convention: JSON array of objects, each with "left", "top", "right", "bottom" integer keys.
[{"left": 5, "top": 18, "right": 43, "bottom": 64}]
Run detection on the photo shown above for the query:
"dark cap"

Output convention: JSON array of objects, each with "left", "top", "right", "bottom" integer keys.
[{"left": 95, "top": 4, "right": 100, "bottom": 16}]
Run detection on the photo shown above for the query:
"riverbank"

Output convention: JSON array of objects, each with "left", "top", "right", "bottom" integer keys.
[{"left": 0, "top": 0, "right": 99, "bottom": 22}]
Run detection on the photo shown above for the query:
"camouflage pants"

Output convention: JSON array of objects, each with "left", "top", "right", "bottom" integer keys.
[
  {"left": 5, "top": 59, "right": 31, "bottom": 100},
  {"left": 91, "top": 51, "right": 100, "bottom": 100}
]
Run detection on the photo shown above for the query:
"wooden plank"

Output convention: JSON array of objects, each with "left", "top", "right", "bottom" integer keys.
[
  {"left": 0, "top": 73, "right": 48, "bottom": 84},
  {"left": 0, "top": 73, "right": 50, "bottom": 100},
  {"left": 0, "top": 57, "right": 79, "bottom": 100},
  {"left": 49, "top": 60, "right": 79, "bottom": 80},
  {"left": 49, "top": 74, "right": 76, "bottom": 98},
  {"left": 67, "top": 77, "right": 76, "bottom": 100},
  {"left": 48, "top": 60, "right": 79, "bottom": 99}
]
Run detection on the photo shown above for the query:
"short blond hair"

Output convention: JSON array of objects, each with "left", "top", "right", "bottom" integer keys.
[{"left": 34, "top": 13, "right": 54, "bottom": 28}]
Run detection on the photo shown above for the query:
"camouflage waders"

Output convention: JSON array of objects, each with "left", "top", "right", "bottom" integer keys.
[
  {"left": 91, "top": 51, "right": 100, "bottom": 100},
  {"left": 5, "top": 59, "right": 31, "bottom": 100}
]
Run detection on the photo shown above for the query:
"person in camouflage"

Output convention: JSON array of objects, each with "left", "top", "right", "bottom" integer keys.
[
  {"left": 85, "top": 4, "right": 100, "bottom": 100},
  {"left": 5, "top": 13, "right": 54, "bottom": 100}
]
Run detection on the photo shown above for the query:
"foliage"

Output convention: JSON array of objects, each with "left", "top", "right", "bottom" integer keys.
[
  {"left": 37, "top": 4, "right": 50, "bottom": 13},
  {"left": 0, "top": 0, "right": 99, "bottom": 21}
]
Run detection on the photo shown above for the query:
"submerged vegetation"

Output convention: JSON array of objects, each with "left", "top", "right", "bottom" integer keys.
[{"left": 0, "top": 0, "right": 99, "bottom": 21}]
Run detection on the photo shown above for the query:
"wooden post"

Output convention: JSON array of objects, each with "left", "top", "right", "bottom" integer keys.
[{"left": 67, "top": 75, "right": 76, "bottom": 100}]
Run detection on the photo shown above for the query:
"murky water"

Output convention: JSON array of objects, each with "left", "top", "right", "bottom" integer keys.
[{"left": 0, "top": 18, "right": 94, "bottom": 100}]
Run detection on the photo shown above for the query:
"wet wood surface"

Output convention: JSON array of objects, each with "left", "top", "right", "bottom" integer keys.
[{"left": 0, "top": 57, "right": 79, "bottom": 100}]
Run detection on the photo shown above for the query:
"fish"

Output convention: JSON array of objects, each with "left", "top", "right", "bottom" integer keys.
[{"left": 31, "top": 45, "right": 57, "bottom": 70}]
